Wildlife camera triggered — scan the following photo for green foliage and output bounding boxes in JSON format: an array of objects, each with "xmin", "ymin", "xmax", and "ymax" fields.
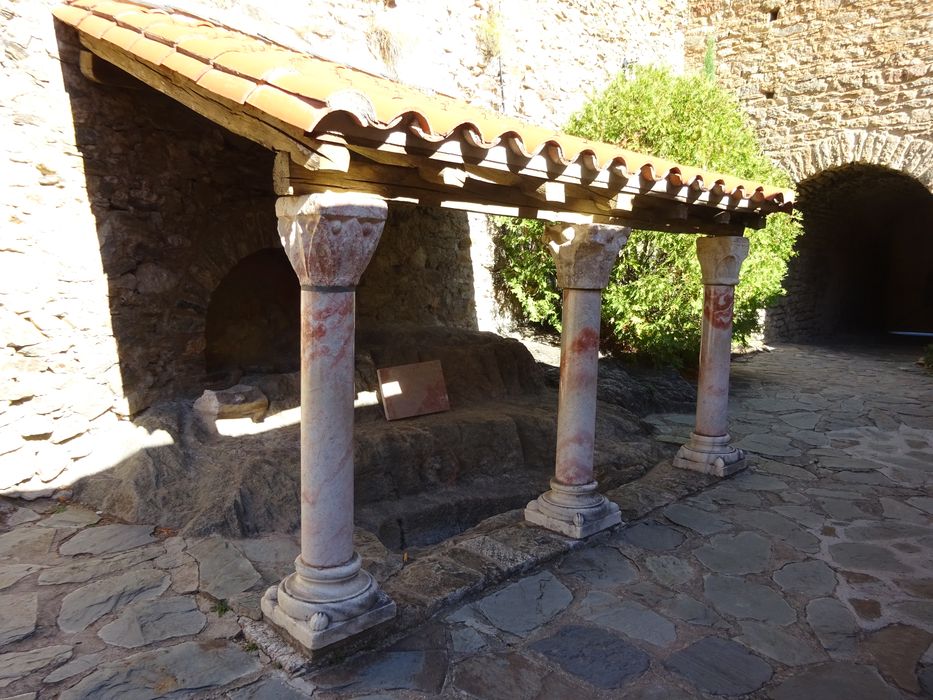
[
  {"xmin": 496, "ymin": 65, "xmax": 800, "ymax": 366},
  {"xmin": 211, "ymin": 599, "xmax": 230, "ymax": 617},
  {"xmin": 703, "ymin": 35, "xmax": 716, "ymax": 80}
]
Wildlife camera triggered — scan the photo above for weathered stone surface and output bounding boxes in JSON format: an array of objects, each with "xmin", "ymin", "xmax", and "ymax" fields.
[
  {"xmin": 807, "ymin": 597, "xmax": 858, "ymax": 655},
  {"xmin": 821, "ymin": 498, "xmax": 871, "ymax": 521},
  {"xmin": 475, "ymin": 571, "xmax": 571, "ymax": 636},
  {"xmin": 733, "ymin": 510, "xmax": 820, "ymax": 552},
  {"xmin": 98, "ymin": 596, "xmax": 206, "ymax": 648},
  {"xmin": 578, "ymin": 592, "xmax": 676, "ymax": 646},
  {"xmin": 0, "ymin": 564, "xmax": 42, "ymax": 590},
  {"xmin": 645, "ymin": 554, "xmax": 694, "ymax": 587},
  {"xmin": 756, "ymin": 459, "xmax": 816, "ymax": 481},
  {"xmin": 529, "ymin": 625, "xmax": 649, "ymax": 689},
  {"xmin": 5, "ymin": 508, "xmax": 41, "ymax": 526},
  {"xmin": 312, "ymin": 651, "xmax": 447, "ymax": 694},
  {"xmin": 37, "ymin": 507, "xmax": 100, "ymax": 530},
  {"xmin": 0, "ymin": 645, "xmax": 72, "ymax": 688},
  {"xmin": 737, "ymin": 621, "xmax": 825, "ymax": 665},
  {"xmin": 846, "ymin": 522, "xmax": 932, "ymax": 541},
  {"xmin": 829, "ymin": 542, "xmax": 911, "ymax": 573},
  {"xmin": 619, "ymin": 521, "xmax": 685, "ymax": 551},
  {"xmin": 57, "ymin": 568, "xmax": 170, "ymax": 633},
  {"xmin": 556, "ymin": 546, "xmax": 637, "ymax": 589},
  {"xmin": 226, "ymin": 676, "xmax": 312, "ymax": 700},
  {"xmin": 773, "ymin": 559, "xmax": 838, "ymax": 596},
  {"xmin": 194, "ymin": 384, "xmax": 269, "ymax": 425},
  {"xmin": 863, "ymin": 624, "xmax": 932, "ymax": 693},
  {"xmin": 734, "ymin": 434, "xmax": 802, "ymax": 458},
  {"xmin": 0, "ymin": 527, "xmax": 54, "ymax": 562},
  {"xmin": 664, "ymin": 637, "xmax": 772, "ymax": 695},
  {"xmin": 59, "ymin": 640, "xmax": 260, "ymax": 700},
  {"xmin": 451, "ymin": 652, "xmax": 583, "ymax": 700},
  {"xmin": 772, "ymin": 505, "xmax": 826, "ymax": 529},
  {"xmin": 661, "ymin": 594, "xmax": 724, "ymax": 628},
  {"xmin": 892, "ymin": 600, "xmax": 933, "ymax": 626},
  {"xmin": 39, "ymin": 545, "xmax": 162, "ymax": 585},
  {"xmin": 704, "ymin": 575, "xmax": 796, "ymax": 624},
  {"xmin": 188, "ymin": 537, "xmax": 261, "ymax": 600},
  {"xmin": 43, "ymin": 652, "xmax": 104, "ymax": 684},
  {"xmin": 59, "ymin": 524, "xmax": 155, "ymax": 556},
  {"xmin": 769, "ymin": 662, "xmax": 900, "ymax": 700},
  {"xmin": 0, "ymin": 592, "xmax": 37, "ymax": 646},
  {"xmin": 732, "ymin": 472, "xmax": 790, "ymax": 491},
  {"xmin": 695, "ymin": 532, "xmax": 771, "ymax": 574},
  {"xmin": 907, "ymin": 497, "xmax": 933, "ymax": 515},
  {"xmin": 663, "ymin": 504, "xmax": 730, "ymax": 535}
]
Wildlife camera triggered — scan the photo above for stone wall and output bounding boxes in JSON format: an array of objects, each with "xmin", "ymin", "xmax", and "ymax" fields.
[{"xmin": 0, "ymin": 0, "xmax": 688, "ymax": 497}]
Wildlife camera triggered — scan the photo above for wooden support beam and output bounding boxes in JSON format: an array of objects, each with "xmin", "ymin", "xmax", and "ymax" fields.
[{"xmin": 79, "ymin": 50, "xmax": 141, "ymax": 88}]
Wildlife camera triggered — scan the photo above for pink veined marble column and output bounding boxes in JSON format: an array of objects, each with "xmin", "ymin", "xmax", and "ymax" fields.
[
  {"xmin": 525, "ymin": 223, "xmax": 630, "ymax": 539},
  {"xmin": 673, "ymin": 235, "xmax": 750, "ymax": 477},
  {"xmin": 261, "ymin": 192, "xmax": 395, "ymax": 652}
]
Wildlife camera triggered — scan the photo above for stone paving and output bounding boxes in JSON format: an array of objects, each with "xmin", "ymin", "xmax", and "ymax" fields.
[{"xmin": 0, "ymin": 342, "xmax": 931, "ymax": 699}]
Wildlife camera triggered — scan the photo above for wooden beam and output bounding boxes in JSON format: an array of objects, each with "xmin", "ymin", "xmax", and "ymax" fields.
[{"xmin": 79, "ymin": 50, "xmax": 141, "ymax": 88}]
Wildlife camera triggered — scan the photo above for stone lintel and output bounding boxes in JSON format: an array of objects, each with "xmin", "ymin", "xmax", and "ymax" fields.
[
  {"xmin": 696, "ymin": 235, "xmax": 750, "ymax": 286},
  {"xmin": 276, "ymin": 192, "xmax": 387, "ymax": 288},
  {"xmin": 546, "ymin": 223, "xmax": 630, "ymax": 290}
]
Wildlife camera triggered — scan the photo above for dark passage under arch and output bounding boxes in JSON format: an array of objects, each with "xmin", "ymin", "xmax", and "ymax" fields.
[{"xmin": 767, "ymin": 163, "xmax": 933, "ymax": 341}]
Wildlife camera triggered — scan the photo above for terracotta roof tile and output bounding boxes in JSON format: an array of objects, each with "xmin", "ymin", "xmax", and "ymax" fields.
[
  {"xmin": 51, "ymin": 0, "xmax": 794, "ymax": 212},
  {"xmin": 196, "ymin": 68, "xmax": 257, "ymax": 104}
]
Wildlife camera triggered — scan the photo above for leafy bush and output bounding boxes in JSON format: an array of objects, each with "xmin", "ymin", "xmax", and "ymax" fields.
[{"xmin": 496, "ymin": 65, "xmax": 800, "ymax": 366}]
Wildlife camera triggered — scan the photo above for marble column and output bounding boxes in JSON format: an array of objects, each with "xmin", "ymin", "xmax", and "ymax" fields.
[
  {"xmin": 525, "ymin": 223, "xmax": 630, "ymax": 538},
  {"xmin": 674, "ymin": 235, "xmax": 750, "ymax": 477},
  {"xmin": 261, "ymin": 192, "xmax": 395, "ymax": 651}
]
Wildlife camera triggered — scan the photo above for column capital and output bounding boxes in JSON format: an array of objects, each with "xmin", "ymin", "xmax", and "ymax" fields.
[
  {"xmin": 696, "ymin": 235, "xmax": 750, "ymax": 286},
  {"xmin": 276, "ymin": 192, "xmax": 387, "ymax": 287},
  {"xmin": 546, "ymin": 223, "xmax": 630, "ymax": 290}
]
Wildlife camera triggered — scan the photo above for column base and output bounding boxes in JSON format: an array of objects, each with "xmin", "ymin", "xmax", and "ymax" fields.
[
  {"xmin": 524, "ymin": 479, "xmax": 622, "ymax": 539},
  {"xmin": 260, "ymin": 555, "xmax": 396, "ymax": 652},
  {"xmin": 673, "ymin": 432, "xmax": 746, "ymax": 477}
]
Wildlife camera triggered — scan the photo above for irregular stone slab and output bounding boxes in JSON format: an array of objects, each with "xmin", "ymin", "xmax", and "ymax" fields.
[
  {"xmin": 664, "ymin": 637, "xmax": 772, "ymax": 695},
  {"xmin": 807, "ymin": 598, "xmax": 858, "ymax": 655},
  {"xmin": 769, "ymin": 662, "xmax": 900, "ymax": 700},
  {"xmin": 706, "ymin": 486, "xmax": 762, "ymax": 507},
  {"xmin": 59, "ymin": 524, "xmax": 155, "ymax": 556},
  {"xmin": 98, "ymin": 596, "xmax": 206, "ymax": 648},
  {"xmin": 789, "ymin": 429, "xmax": 830, "ymax": 447},
  {"xmin": 5, "ymin": 507, "xmax": 41, "ymax": 526},
  {"xmin": 230, "ymin": 535, "xmax": 298, "ymax": 584},
  {"xmin": 619, "ymin": 521, "xmax": 685, "ymax": 551},
  {"xmin": 757, "ymin": 460, "xmax": 816, "ymax": 481},
  {"xmin": 43, "ymin": 652, "xmax": 104, "ymax": 684},
  {"xmin": 0, "ymin": 527, "xmax": 55, "ymax": 562},
  {"xmin": 57, "ymin": 568, "xmax": 170, "ymax": 633},
  {"xmin": 188, "ymin": 537, "xmax": 261, "ymax": 600},
  {"xmin": 227, "ymin": 676, "xmax": 312, "ymax": 700},
  {"xmin": 0, "ymin": 645, "xmax": 72, "ymax": 688},
  {"xmin": 312, "ymin": 650, "xmax": 447, "ymax": 694},
  {"xmin": 847, "ymin": 522, "xmax": 932, "ymax": 541},
  {"xmin": 695, "ymin": 532, "xmax": 771, "ymax": 575},
  {"xmin": 475, "ymin": 571, "xmax": 571, "ymax": 637},
  {"xmin": 578, "ymin": 592, "xmax": 676, "ymax": 647},
  {"xmin": 892, "ymin": 600, "xmax": 933, "ymax": 626},
  {"xmin": 772, "ymin": 505, "xmax": 826, "ymax": 530},
  {"xmin": 829, "ymin": 543, "xmax": 911, "ymax": 573},
  {"xmin": 59, "ymin": 640, "xmax": 260, "ymax": 700},
  {"xmin": 834, "ymin": 470, "xmax": 892, "ymax": 486},
  {"xmin": 907, "ymin": 497, "xmax": 933, "ymax": 515},
  {"xmin": 663, "ymin": 505, "xmax": 730, "ymax": 535},
  {"xmin": 779, "ymin": 412, "xmax": 820, "ymax": 430},
  {"xmin": 737, "ymin": 621, "xmax": 825, "ymax": 666},
  {"xmin": 880, "ymin": 497, "xmax": 928, "ymax": 524},
  {"xmin": 0, "ymin": 592, "xmax": 37, "ymax": 646},
  {"xmin": 850, "ymin": 597, "xmax": 882, "ymax": 621},
  {"xmin": 818, "ymin": 456, "xmax": 884, "ymax": 472},
  {"xmin": 39, "ymin": 545, "xmax": 163, "ymax": 585},
  {"xmin": 556, "ymin": 546, "xmax": 638, "ymax": 589},
  {"xmin": 742, "ymin": 397, "xmax": 809, "ymax": 413},
  {"xmin": 821, "ymin": 498, "xmax": 870, "ymax": 521},
  {"xmin": 529, "ymin": 625, "xmax": 649, "ymax": 689},
  {"xmin": 451, "ymin": 652, "xmax": 583, "ymax": 700},
  {"xmin": 734, "ymin": 434, "xmax": 801, "ymax": 458},
  {"xmin": 864, "ymin": 624, "xmax": 932, "ymax": 693},
  {"xmin": 733, "ymin": 510, "xmax": 820, "ymax": 553},
  {"xmin": 704, "ymin": 575, "xmax": 795, "ymax": 625},
  {"xmin": 773, "ymin": 560, "xmax": 837, "ymax": 596},
  {"xmin": 38, "ymin": 507, "xmax": 100, "ymax": 530},
  {"xmin": 646, "ymin": 554, "xmax": 694, "ymax": 587},
  {"xmin": 661, "ymin": 594, "xmax": 724, "ymax": 628},
  {"xmin": 731, "ymin": 472, "xmax": 790, "ymax": 491},
  {"xmin": 0, "ymin": 564, "xmax": 43, "ymax": 590}
]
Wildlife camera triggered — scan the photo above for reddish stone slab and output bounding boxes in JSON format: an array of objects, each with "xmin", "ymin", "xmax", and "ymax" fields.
[{"xmin": 377, "ymin": 360, "xmax": 450, "ymax": 421}]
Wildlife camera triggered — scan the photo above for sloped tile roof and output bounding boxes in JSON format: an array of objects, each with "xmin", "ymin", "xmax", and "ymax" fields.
[{"xmin": 52, "ymin": 0, "xmax": 794, "ymax": 215}]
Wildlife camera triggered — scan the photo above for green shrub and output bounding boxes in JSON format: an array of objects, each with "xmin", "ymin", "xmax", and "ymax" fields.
[{"xmin": 496, "ymin": 65, "xmax": 800, "ymax": 366}]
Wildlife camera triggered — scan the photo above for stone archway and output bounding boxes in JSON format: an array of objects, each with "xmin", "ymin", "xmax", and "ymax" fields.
[{"xmin": 766, "ymin": 159, "xmax": 933, "ymax": 341}]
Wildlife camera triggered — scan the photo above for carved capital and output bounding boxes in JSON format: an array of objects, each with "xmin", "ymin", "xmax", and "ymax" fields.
[
  {"xmin": 696, "ymin": 236, "xmax": 750, "ymax": 286},
  {"xmin": 545, "ymin": 223, "xmax": 630, "ymax": 290},
  {"xmin": 276, "ymin": 192, "xmax": 387, "ymax": 287}
]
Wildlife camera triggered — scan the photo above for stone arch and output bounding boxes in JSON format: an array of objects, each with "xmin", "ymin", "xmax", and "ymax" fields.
[{"xmin": 780, "ymin": 130, "xmax": 933, "ymax": 193}]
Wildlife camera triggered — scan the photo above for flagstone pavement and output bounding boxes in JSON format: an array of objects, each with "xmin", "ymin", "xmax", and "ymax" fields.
[{"xmin": 1, "ymin": 342, "xmax": 931, "ymax": 699}]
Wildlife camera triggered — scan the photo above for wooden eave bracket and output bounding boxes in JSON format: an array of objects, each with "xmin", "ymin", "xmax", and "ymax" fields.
[{"xmin": 79, "ymin": 50, "xmax": 142, "ymax": 89}]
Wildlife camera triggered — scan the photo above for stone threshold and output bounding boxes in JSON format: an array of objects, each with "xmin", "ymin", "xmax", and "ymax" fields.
[{"xmin": 243, "ymin": 459, "xmax": 718, "ymax": 670}]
